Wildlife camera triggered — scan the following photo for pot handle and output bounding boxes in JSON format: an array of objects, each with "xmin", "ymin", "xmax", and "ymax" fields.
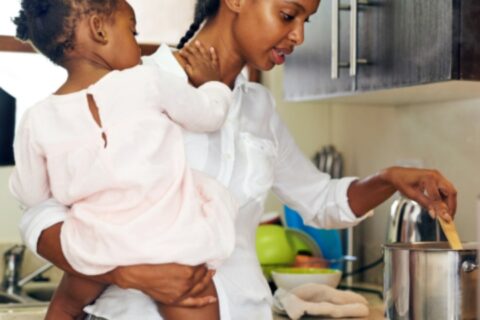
[{"xmin": 462, "ymin": 260, "xmax": 478, "ymax": 273}]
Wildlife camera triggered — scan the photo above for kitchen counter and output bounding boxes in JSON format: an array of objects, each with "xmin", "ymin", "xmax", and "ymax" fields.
[
  {"xmin": 0, "ymin": 305, "xmax": 46, "ymax": 320},
  {"xmin": 1, "ymin": 280, "xmax": 385, "ymax": 320}
]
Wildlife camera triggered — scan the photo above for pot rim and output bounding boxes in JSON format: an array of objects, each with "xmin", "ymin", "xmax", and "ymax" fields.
[{"xmin": 383, "ymin": 241, "xmax": 478, "ymax": 252}]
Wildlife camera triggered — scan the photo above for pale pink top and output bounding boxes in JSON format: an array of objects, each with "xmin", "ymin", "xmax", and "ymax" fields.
[{"xmin": 10, "ymin": 65, "xmax": 237, "ymax": 275}]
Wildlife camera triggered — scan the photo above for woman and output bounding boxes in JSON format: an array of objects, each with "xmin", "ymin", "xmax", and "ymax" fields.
[{"xmin": 21, "ymin": 0, "xmax": 456, "ymax": 319}]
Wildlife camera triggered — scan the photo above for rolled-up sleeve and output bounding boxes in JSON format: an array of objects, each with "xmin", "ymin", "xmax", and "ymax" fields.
[
  {"xmin": 18, "ymin": 199, "xmax": 68, "ymax": 257},
  {"xmin": 270, "ymin": 108, "xmax": 373, "ymax": 229}
]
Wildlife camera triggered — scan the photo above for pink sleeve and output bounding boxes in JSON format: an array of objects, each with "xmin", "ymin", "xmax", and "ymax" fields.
[
  {"xmin": 9, "ymin": 112, "xmax": 51, "ymax": 208},
  {"xmin": 149, "ymin": 68, "xmax": 233, "ymax": 132}
]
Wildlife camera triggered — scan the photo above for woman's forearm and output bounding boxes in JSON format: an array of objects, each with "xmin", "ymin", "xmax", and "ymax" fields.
[
  {"xmin": 347, "ymin": 169, "xmax": 396, "ymax": 217},
  {"xmin": 37, "ymin": 222, "xmax": 114, "ymax": 284},
  {"xmin": 37, "ymin": 223, "xmax": 217, "ymax": 306}
]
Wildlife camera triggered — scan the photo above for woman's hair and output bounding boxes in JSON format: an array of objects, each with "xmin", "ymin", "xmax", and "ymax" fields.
[
  {"xmin": 13, "ymin": 0, "xmax": 118, "ymax": 64},
  {"xmin": 177, "ymin": 0, "xmax": 220, "ymax": 49}
]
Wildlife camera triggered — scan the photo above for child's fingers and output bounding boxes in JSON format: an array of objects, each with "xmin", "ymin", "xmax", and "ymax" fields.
[
  {"xmin": 182, "ymin": 45, "xmax": 202, "ymax": 68},
  {"xmin": 179, "ymin": 48, "xmax": 193, "ymax": 64},
  {"xmin": 184, "ymin": 64, "xmax": 194, "ymax": 76},
  {"xmin": 194, "ymin": 40, "xmax": 208, "ymax": 59},
  {"xmin": 185, "ymin": 43, "xmax": 200, "ymax": 61},
  {"xmin": 209, "ymin": 47, "xmax": 219, "ymax": 66}
]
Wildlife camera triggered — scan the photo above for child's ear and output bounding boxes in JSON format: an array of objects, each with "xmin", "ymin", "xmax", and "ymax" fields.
[{"xmin": 89, "ymin": 15, "xmax": 108, "ymax": 44}]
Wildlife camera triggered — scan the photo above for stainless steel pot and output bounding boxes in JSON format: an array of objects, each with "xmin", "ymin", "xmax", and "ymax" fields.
[{"xmin": 384, "ymin": 242, "xmax": 478, "ymax": 320}]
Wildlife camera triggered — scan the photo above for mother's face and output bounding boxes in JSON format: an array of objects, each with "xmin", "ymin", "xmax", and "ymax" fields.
[{"xmin": 232, "ymin": 0, "xmax": 320, "ymax": 71}]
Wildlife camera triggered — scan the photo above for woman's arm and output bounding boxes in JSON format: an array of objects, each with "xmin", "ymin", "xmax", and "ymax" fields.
[
  {"xmin": 270, "ymin": 107, "xmax": 456, "ymax": 227},
  {"xmin": 37, "ymin": 222, "xmax": 216, "ymax": 306},
  {"xmin": 347, "ymin": 166, "xmax": 456, "ymax": 220}
]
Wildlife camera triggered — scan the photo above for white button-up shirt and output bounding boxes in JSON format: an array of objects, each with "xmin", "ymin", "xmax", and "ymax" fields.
[{"xmin": 19, "ymin": 45, "xmax": 370, "ymax": 320}]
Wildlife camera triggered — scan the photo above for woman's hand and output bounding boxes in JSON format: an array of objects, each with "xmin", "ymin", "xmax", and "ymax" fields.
[
  {"xmin": 382, "ymin": 166, "xmax": 457, "ymax": 221},
  {"xmin": 112, "ymin": 263, "xmax": 216, "ymax": 307}
]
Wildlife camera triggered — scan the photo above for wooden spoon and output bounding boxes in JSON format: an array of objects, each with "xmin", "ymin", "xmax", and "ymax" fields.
[{"xmin": 437, "ymin": 216, "xmax": 463, "ymax": 250}]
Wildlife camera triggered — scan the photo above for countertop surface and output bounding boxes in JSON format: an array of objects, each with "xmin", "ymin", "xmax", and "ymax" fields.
[
  {"xmin": 0, "ymin": 283, "xmax": 385, "ymax": 320},
  {"xmin": 0, "ymin": 305, "xmax": 46, "ymax": 320}
]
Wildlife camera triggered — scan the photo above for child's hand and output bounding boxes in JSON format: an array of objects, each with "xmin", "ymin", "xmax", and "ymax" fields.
[{"xmin": 179, "ymin": 40, "xmax": 220, "ymax": 87}]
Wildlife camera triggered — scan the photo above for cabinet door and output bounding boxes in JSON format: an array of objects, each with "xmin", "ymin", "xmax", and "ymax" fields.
[
  {"xmin": 284, "ymin": 0, "xmax": 354, "ymax": 101},
  {"xmin": 356, "ymin": 0, "xmax": 455, "ymax": 92}
]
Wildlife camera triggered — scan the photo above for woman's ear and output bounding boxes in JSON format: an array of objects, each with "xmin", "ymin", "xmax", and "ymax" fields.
[
  {"xmin": 224, "ymin": 0, "xmax": 245, "ymax": 13},
  {"xmin": 89, "ymin": 15, "xmax": 108, "ymax": 44}
]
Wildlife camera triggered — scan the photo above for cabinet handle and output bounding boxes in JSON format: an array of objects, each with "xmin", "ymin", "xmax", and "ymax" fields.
[
  {"xmin": 350, "ymin": 0, "xmax": 371, "ymax": 76},
  {"xmin": 350, "ymin": 0, "xmax": 357, "ymax": 76},
  {"xmin": 331, "ymin": 0, "xmax": 339, "ymax": 79},
  {"xmin": 333, "ymin": 0, "xmax": 369, "ymax": 79}
]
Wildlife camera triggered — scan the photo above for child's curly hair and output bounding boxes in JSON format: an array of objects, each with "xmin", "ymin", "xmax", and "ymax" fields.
[{"xmin": 13, "ymin": 0, "xmax": 119, "ymax": 64}]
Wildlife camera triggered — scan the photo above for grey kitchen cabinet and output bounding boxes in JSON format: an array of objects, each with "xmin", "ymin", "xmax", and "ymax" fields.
[
  {"xmin": 284, "ymin": 0, "xmax": 353, "ymax": 100},
  {"xmin": 284, "ymin": 0, "xmax": 480, "ymax": 101}
]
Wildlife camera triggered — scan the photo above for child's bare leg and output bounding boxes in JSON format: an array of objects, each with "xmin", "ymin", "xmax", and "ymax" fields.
[
  {"xmin": 46, "ymin": 273, "xmax": 107, "ymax": 320},
  {"xmin": 158, "ymin": 280, "xmax": 219, "ymax": 320}
]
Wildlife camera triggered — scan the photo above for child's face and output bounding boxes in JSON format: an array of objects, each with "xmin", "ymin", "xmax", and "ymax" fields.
[{"xmin": 104, "ymin": 0, "xmax": 141, "ymax": 70}]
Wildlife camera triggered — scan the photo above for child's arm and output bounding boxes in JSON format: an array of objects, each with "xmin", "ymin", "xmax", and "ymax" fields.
[
  {"xmin": 46, "ymin": 274, "xmax": 106, "ymax": 320},
  {"xmin": 151, "ymin": 42, "xmax": 232, "ymax": 133},
  {"xmin": 9, "ymin": 111, "xmax": 51, "ymax": 207},
  {"xmin": 158, "ymin": 77, "xmax": 232, "ymax": 133}
]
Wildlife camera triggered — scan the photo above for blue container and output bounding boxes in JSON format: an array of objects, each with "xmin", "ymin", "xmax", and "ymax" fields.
[{"xmin": 284, "ymin": 206, "xmax": 343, "ymax": 270}]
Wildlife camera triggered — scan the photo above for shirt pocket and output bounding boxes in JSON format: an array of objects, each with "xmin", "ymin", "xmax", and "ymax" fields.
[{"xmin": 239, "ymin": 132, "xmax": 276, "ymax": 202}]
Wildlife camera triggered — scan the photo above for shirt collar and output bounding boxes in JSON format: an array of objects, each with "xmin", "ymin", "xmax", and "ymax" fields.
[{"xmin": 234, "ymin": 71, "xmax": 250, "ymax": 93}]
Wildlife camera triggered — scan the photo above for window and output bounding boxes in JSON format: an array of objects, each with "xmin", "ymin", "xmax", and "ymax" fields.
[
  {"xmin": 0, "ymin": 1, "xmax": 20, "ymax": 36},
  {"xmin": 0, "ymin": 2, "xmax": 66, "ymax": 131}
]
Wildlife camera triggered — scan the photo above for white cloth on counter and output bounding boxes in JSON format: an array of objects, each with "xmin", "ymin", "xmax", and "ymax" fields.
[
  {"xmin": 272, "ymin": 284, "xmax": 370, "ymax": 319},
  {"xmin": 18, "ymin": 44, "xmax": 372, "ymax": 320}
]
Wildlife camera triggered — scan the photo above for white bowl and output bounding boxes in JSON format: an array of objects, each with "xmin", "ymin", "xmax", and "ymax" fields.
[{"xmin": 271, "ymin": 268, "xmax": 342, "ymax": 291}]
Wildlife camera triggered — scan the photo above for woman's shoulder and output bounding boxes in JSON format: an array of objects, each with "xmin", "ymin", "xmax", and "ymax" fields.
[
  {"xmin": 235, "ymin": 81, "xmax": 284, "ymax": 144},
  {"xmin": 238, "ymin": 81, "xmax": 277, "ymax": 118}
]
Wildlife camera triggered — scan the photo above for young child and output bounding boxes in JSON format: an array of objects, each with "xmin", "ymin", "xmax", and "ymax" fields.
[{"xmin": 10, "ymin": 0, "xmax": 237, "ymax": 319}]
